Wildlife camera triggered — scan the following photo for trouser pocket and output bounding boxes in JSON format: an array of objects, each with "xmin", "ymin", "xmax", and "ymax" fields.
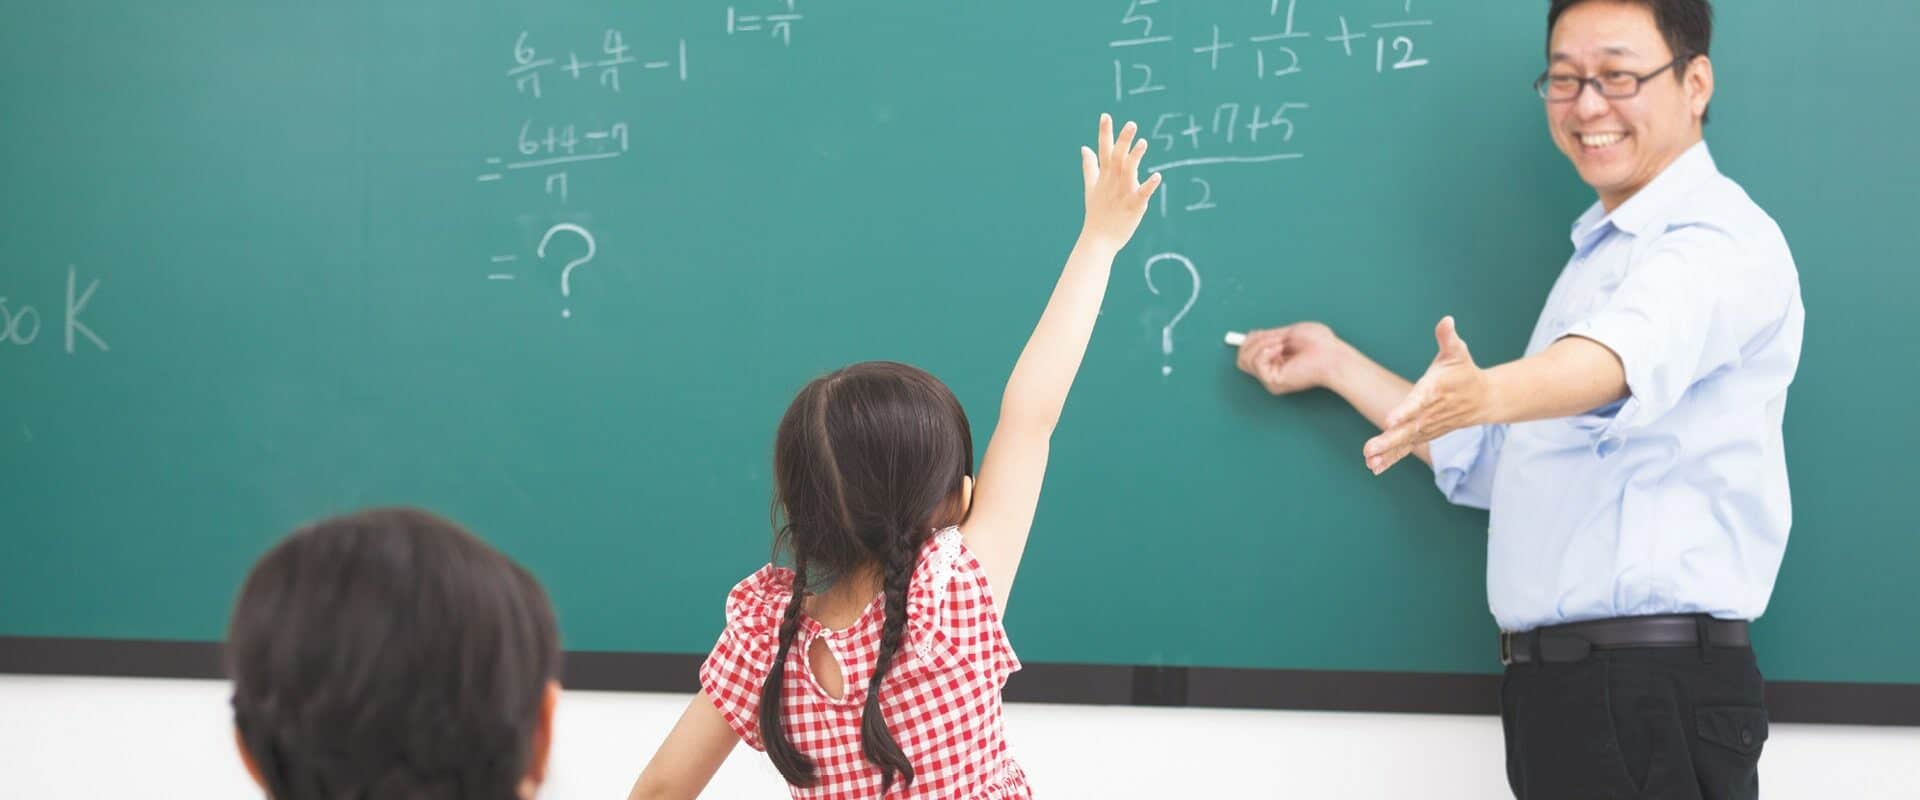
[{"xmin": 1691, "ymin": 705, "xmax": 1767, "ymax": 800}]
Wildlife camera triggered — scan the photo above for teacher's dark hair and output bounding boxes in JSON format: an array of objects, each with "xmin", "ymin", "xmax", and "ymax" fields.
[{"xmin": 226, "ymin": 507, "xmax": 561, "ymax": 800}]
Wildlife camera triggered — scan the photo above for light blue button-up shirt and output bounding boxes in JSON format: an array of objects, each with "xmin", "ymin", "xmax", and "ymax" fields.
[{"xmin": 1430, "ymin": 142, "xmax": 1805, "ymax": 633}]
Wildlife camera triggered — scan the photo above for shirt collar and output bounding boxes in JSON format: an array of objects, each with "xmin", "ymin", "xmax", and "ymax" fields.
[
  {"xmin": 1568, "ymin": 140, "xmax": 1718, "ymax": 250},
  {"xmin": 1569, "ymin": 202, "xmax": 1611, "ymax": 251}
]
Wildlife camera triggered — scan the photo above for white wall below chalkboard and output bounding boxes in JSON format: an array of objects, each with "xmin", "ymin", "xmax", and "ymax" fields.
[{"xmin": 3, "ymin": 675, "xmax": 1916, "ymax": 798}]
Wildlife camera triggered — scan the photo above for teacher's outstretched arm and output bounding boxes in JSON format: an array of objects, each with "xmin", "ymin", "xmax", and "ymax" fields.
[
  {"xmin": 1233, "ymin": 321, "xmax": 1435, "ymax": 467},
  {"xmin": 1233, "ymin": 317, "xmax": 1628, "ymax": 475},
  {"xmin": 1359, "ymin": 316, "xmax": 1626, "ymax": 475}
]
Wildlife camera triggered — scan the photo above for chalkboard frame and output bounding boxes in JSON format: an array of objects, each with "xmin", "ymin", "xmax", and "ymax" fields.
[{"xmin": 3, "ymin": 637, "xmax": 1915, "ymax": 726}]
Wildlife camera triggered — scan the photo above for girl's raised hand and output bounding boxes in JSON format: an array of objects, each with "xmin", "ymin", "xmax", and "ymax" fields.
[{"xmin": 1079, "ymin": 113, "xmax": 1162, "ymax": 250}]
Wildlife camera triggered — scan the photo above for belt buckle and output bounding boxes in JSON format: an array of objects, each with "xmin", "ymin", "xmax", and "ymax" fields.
[{"xmin": 1499, "ymin": 633, "xmax": 1513, "ymax": 666}]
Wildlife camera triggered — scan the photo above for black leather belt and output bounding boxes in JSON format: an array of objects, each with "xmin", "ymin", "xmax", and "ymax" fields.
[{"xmin": 1500, "ymin": 614, "xmax": 1750, "ymax": 665}]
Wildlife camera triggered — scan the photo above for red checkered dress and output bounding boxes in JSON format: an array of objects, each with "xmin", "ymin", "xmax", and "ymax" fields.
[{"xmin": 700, "ymin": 527, "xmax": 1028, "ymax": 799}]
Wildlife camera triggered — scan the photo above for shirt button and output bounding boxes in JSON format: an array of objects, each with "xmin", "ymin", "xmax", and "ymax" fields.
[{"xmin": 1740, "ymin": 728, "xmax": 1754, "ymax": 746}]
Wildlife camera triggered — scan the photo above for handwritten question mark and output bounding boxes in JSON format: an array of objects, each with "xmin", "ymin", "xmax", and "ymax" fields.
[
  {"xmin": 1144, "ymin": 252, "xmax": 1201, "ymax": 377},
  {"xmin": 536, "ymin": 223, "xmax": 597, "ymax": 319}
]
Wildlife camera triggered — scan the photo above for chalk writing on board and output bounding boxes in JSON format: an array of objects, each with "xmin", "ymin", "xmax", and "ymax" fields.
[
  {"xmin": 1105, "ymin": 2, "xmax": 1319, "ymax": 221},
  {"xmin": 538, "ymin": 223, "xmax": 597, "ymax": 319},
  {"xmin": 1326, "ymin": 15, "xmax": 1366, "ymax": 56},
  {"xmin": 511, "ymin": 30, "xmax": 687, "ymax": 98},
  {"xmin": 66, "ymin": 267, "xmax": 107, "ymax": 353},
  {"xmin": 0, "ymin": 297, "xmax": 40, "ymax": 346},
  {"xmin": 483, "ymin": 29, "xmax": 670, "ymax": 313},
  {"xmin": 1106, "ymin": 0, "xmax": 1437, "ymax": 93},
  {"xmin": 510, "ymin": 32, "xmax": 554, "ymax": 99},
  {"xmin": 1, "ymin": 266, "xmax": 107, "ymax": 354},
  {"xmin": 1373, "ymin": 27, "xmax": 1431, "ymax": 72},
  {"xmin": 1145, "ymin": 253, "xmax": 1200, "ymax": 377},
  {"xmin": 474, "ymin": 122, "xmax": 628, "ymax": 187},
  {"xmin": 728, "ymin": 1, "xmax": 803, "ymax": 46},
  {"xmin": 1104, "ymin": 2, "xmax": 1439, "ymax": 373},
  {"xmin": 1143, "ymin": 102, "xmax": 1313, "ymax": 153},
  {"xmin": 1105, "ymin": 1, "xmax": 1437, "ymax": 220},
  {"xmin": 481, "ymin": 9, "xmax": 826, "ymax": 296},
  {"xmin": 1327, "ymin": 15, "xmax": 1435, "ymax": 70},
  {"xmin": 1132, "ymin": 100, "xmax": 1309, "ymax": 218}
]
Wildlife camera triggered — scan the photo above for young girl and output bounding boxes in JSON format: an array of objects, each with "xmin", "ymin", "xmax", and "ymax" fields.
[{"xmin": 628, "ymin": 114, "xmax": 1160, "ymax": 799}]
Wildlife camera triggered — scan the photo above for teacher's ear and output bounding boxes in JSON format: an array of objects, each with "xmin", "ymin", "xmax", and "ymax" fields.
[{"xmin": 1684, "ymin": 54, "xmax": 1715, "ymax": 125}]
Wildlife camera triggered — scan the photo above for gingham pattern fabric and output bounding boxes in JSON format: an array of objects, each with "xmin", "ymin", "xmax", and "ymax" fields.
[{"xmin": 700, "ymin": 527, "xmax": 1028, "ymax": 799}]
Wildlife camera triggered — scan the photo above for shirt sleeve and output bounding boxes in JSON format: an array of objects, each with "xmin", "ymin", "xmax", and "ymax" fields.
[
  {"xmin": 910, "ymin": 529, "xmax": 1021, "ymax": 685},
  {"xmin": 1560, "ymin": 223, "xmax": 1797, "ymax": 447},
  {"xmin": 697, "ymin": 565, "xmax": 787, "ymax": 751},
  {"xmin": 1430, "ymin": 424, "xmax": 1505, "ymax": 511}
]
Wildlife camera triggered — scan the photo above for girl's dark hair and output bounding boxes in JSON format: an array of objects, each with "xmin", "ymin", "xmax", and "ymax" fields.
[
  {"xmin": 759, "ymin": 361, "xmax": 974, "ymax": 793},
  {"xmin": 226, "ymin": 507, "xmax": 561, "ymax": 800}
]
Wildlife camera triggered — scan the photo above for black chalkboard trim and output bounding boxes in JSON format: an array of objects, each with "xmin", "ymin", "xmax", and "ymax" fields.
[{"xmin": 3, "ymin": 637, "xmax": 1915, "ymax": 726}]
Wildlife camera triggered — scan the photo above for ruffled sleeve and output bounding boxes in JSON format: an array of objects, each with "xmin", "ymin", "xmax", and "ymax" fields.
[
  {"xmin": 698, "ymin": 564, "xmax": 794, "ymax": 750},
  {"xmin": 904, "ymin": 527, "xmax": 1021, "ymax": 685}
]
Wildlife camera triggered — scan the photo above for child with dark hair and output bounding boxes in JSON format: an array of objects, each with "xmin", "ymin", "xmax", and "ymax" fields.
[
  {"xmin": 226, "ymin": 507, "xmax": 562, "ymax": 800},
  {"xmin": 629, "ymin": 114, "xmax": 1161, "ymax": 798}
]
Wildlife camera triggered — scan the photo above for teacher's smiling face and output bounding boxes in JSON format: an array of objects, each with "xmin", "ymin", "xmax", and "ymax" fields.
[{"xmin": 1541, "ymin": 1, "xmax": 1714, "ymax": 210}]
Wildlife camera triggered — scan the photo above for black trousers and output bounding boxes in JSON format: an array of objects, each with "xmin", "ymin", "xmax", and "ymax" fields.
[{"xmin": 1501, "ymin": 644, "xmax": 1769, "ymax": 799}]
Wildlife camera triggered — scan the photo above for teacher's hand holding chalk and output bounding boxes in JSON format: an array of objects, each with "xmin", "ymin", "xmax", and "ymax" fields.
[{"xmin": 1230, "ymin": 322, "xmax": 1348, "ymax": 397}]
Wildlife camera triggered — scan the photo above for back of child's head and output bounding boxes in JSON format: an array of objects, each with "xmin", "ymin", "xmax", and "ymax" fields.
[
  {"xmin": 772, "ymin": 360, "xmax": 975, "ymax": 580},
  {"xmin": 226, "ymin": 507, "xmax": 561, "ymax": 800},
  {"xmin": 761, "ymin": 360, "xmax": 974, "ymax": 791}
]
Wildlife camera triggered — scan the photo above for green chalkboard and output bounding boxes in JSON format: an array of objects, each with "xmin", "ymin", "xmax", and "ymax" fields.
[{"xmin": 3, "ymin": 0, "xmax": 1916, "ymax": 687}]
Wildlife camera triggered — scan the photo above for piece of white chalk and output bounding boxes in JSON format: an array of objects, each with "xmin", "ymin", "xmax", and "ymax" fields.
[{"xmin": 1224, "ymin": 331, "xmax": 1247, "ymax": 347}]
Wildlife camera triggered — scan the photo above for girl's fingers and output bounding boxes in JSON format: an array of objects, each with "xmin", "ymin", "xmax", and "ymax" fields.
[
  {"xmin": 1112, "ymin": 121, "xmax": 1138, "ymax": 166},
  {"xmin": 1134, "ymin": 171, "xmax": 1162, "ymax": 200}
]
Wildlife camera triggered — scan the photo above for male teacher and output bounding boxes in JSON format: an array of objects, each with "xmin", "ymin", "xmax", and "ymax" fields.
[{"xmin": 1234, "ymin": 1, "xmax": 1802, "ymax": 797}]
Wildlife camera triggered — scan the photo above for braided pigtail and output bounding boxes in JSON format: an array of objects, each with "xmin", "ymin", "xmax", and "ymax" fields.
[
  {"xmin": 759, "ymin": 557, "xmax": 818, "ymax": 787},
  {"xmin": 859, "ymin": 523, "xmax": 930, "ymax": 794}
]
